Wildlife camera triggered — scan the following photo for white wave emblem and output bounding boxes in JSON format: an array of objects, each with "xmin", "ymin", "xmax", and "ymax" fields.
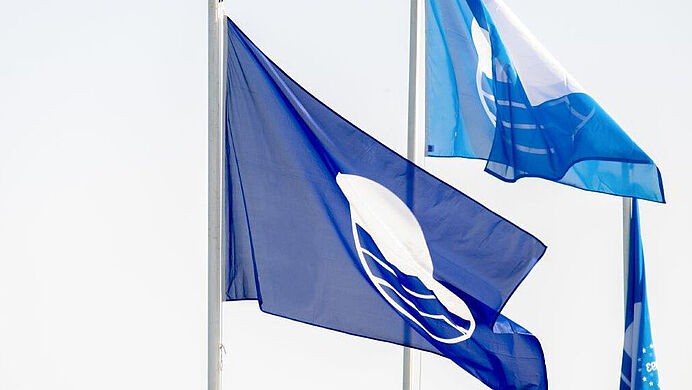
[
  {"xmin": 471, "ymin": 17, "xmax": 500, "ymax": 127},
  {"xmin": 336, "ymin": 173, "xmax": 475, "ymax": 344}
]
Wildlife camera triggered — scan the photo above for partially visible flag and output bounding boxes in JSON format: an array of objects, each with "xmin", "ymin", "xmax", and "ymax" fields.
[
  {"xmin": 620, "ymin": 200, "xmax": 660, "ymax": 389},
  {"xmin": 426, "ymin": 0, "xmax": 664, "ymax": 202},
  {"xmin": 224, "ymin": 18, "xmax": 548, "ymax": 389}
]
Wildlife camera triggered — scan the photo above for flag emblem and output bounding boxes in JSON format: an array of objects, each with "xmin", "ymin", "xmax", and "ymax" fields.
[{"xmin": 337, "ymin": 173, "xmax": 475, "ymax": 343}]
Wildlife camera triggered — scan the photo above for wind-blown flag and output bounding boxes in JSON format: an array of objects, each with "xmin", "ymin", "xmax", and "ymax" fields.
[
  {"xmin": 426, "ymin": 0, "xmax": 664, "ymax": 202},
  {"xmin": 620, "ymin": 200, "xmax": 660, "ymax": 389},
  {"xmin": 224, "ymin": 18, "xmax": 548, "ymax": 389}
]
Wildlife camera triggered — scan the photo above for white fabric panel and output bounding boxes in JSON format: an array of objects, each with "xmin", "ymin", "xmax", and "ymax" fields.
[{"xmin": 483, "ymin": 0, "xmax": 585, "ymax": 105}]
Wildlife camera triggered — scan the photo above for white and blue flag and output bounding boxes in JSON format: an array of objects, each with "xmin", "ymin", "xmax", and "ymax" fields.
[
  {"xmin": 427, "ymin": 0, "xmax": 664, "ymax": 202},
  {"xmin": 620, "ymin": 200, "xmax": 660, "ymax": 389},
  {"xmin": 224, "ymin": 19, "xmax": 548, "ymax": 389}
]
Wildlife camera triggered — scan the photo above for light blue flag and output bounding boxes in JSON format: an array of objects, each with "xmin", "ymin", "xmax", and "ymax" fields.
[
  {"xmin": 426, "ymin": 0, "xmax": 664, "ymax": 202},
  {"xmin": 620, "ymin": 199, "xmax": 660, "ymax": 389}
]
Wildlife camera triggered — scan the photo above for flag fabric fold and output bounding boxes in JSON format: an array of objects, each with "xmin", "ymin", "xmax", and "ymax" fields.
[
  {"xmin": 224, "ymin": 18, "xmax": 548, "ymax": 389},
  {"xmin": 620, "ymin": 200, "xmax": 660, "ymax": 389},
  {"xmin": 426, "ymin": 0, "xmax": 664, "ymax": 202}
]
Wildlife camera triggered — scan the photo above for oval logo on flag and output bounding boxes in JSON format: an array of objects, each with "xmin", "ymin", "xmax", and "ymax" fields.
[{"xmin": 336, "ymin": 173, "xmax": 475, "ymax": 344}]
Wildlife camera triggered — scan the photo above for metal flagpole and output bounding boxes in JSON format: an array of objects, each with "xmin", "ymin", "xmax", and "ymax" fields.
[
  {"xmin": 622, "ymin": 197, "xmax": 633, "ymax": 307},
  {"xmin": 622, "ymin": 197, "xmax": 633, "ymax": 387},
  {"xmin": 404, "ymin": 0, "xmax": 424, "ymax": 389},
  {"xmin": 208, "ymin": 1, "xmax": 225, "ymax": 389}
]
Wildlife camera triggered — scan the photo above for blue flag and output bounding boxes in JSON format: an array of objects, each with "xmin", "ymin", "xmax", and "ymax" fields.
[
  {"xmin": 426, "ymin": 0, "xmax": 664, "ymax": 202},
  {"xmin": 620, "ymin": 200, "xmax": 660, "ymax": 389},
  {"xmin": 224, "ymin": 18, "xmax": 548, "ymax": 389}
]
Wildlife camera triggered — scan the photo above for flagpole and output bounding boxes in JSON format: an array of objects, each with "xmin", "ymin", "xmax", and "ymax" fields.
[
  {"xmin": 622, "ymin": 197, "xmax": 632, "ymax": 307},
  {"xmin": 404, "ymin": 0, "xmax": 424, "ymax": 389},
  {"xmin": 208, "ymin": 1, "xmax": 225, "ymax": 390}
]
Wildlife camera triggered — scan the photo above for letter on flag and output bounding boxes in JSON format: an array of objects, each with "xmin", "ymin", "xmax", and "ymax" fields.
[
  {"xmin": 426, "ymin": 0, "xmax": 664, "ymax": 202},
  {"xmin": 620, "ymin": 200, "xmax": 660, "ymax": 389},
  {"xmin": 224, "ymin": 18, "xmax": 548, "ymax": 389}
]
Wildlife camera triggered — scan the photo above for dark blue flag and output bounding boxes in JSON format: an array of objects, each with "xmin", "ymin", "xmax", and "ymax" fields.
[
  {"xmin": 225, "ymin": 18, "xmax": 548, "ymax": 389},
  {"xmin": 426, "ymin": 0, "xmax": 664, "ymax": 202},
  {"xmin": 620, "ymin": 200, "xmax": 660, "ymax": 389}
]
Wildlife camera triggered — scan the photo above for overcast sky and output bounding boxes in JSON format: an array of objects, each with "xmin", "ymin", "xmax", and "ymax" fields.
[{"xmin": 1, "ymin": 1, "xmax": 690, "ymax": 389}]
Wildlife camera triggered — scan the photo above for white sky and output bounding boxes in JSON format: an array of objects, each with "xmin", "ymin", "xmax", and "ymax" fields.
[{"xmin": 1, "ymin": 1, "xmax": 690, "ymax": 389}]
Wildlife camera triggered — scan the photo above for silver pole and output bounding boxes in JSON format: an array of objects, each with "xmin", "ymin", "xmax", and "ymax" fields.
[
  {"xmin": 402, "ymin": 347, "xmax": 422, "ymax": 390},
  {"xmin": 406, "ymin": 0, "xmax": 420, "ymax": 163},
  {"xmin": 622, "ymin": 197, "xmax": 633, "ymax": 308},
  {"xmin": 208, "ymin": 1, "xmax": 224, "ymax": 390},
  {"xmin": 404, "ymin": 0, "xmax": 423, "ymax": 389}
]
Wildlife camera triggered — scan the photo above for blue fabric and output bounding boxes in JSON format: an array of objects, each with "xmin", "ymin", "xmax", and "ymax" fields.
[
  {"xmin": 620, "ymin": 200, "xmax": 660, "ymax": 389},
  {"xmin": 426, "ymin": 0, "xmax": 665, "ymax": 202},
  {"xmin": 225, "ymin": 18, "xmax": 548, "ymax": 389}
]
